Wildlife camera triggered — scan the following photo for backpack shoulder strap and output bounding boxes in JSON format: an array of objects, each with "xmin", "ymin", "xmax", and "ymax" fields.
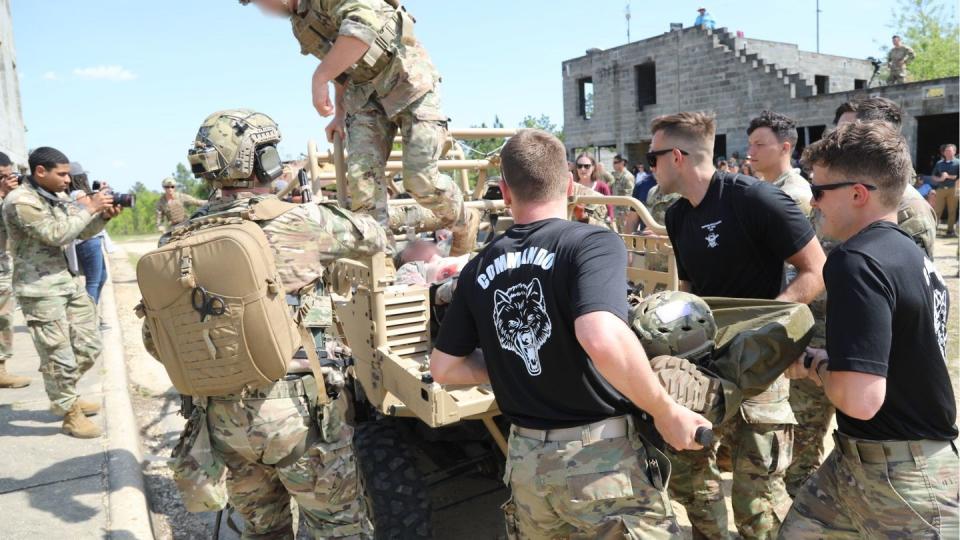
[{"xmin": 247, "ymin": 197, "xmax": 299, "ymax": 222}]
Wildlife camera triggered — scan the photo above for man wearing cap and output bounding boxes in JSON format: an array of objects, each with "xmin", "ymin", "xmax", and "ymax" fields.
[
  {"xmin": 155, "ymin": 178, "xmax": 205, "ymax": 232},
  {"xmin": 610, "ymin": 155, "xmax": 635, "ymax": 231},
  {"xmin": 694, "ymin": 7, "xmax": 716, "ymax": 29}
]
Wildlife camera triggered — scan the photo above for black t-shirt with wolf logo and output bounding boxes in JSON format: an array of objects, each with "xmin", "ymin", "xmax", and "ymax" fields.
[{"xmin": 434, "ymin": 218, "xmax": 633, "ymax": 430}]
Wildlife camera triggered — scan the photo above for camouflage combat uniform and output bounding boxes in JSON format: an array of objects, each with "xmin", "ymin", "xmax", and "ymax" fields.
[
  {"xmin": 166, "ymin": 193, "xmax": 386, "ymax": 539},
  {"xmin": 0, "ymin": 193, "xmax": 16, "ymax": 374},
  {"xmin": 155, "ymin": 191, "xmax": 205, "ymax": 231},
  {"xmin": 2, "ymin": 180, "xmax": 106, "ymax": 413},
  {"xmin": 886, "ymin": 44, "xmax": 916, "ymax": 85},
  {"xmin": 643, "ymin": 185, "xmax": 680, "ymax": 272},
  {"xmin": 290, "ymin": 0, "xmax": 465, "ymax": 229},
  {"xmin": 610, "ymin": 168, "xmax": 634, "ymax": 230}
]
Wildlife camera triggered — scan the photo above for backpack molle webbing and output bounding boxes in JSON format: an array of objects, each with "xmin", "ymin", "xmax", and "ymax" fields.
[{"xmin": 136, "ymin": 205, "xmax": 301, "ymax": 396}]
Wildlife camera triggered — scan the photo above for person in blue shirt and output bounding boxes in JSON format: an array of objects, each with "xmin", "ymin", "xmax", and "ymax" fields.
[
  {"xmin": 694, "ymin": 7, "xmax": 716, "ymax": 29},
  {"xmin": 932, "ymin": 143, "xmax": 959, "ymax": 236}
]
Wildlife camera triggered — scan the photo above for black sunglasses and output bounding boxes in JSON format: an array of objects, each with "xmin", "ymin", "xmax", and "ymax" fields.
[
  {"xmin": 646, "ymin": 148, "xmax": 689, "ymax": 167},
  {"xmin": 811, "ymin": 181, "xmax": 877, "ymax": 201},
  {"xmin": 576, "ymin": 163, "xmax": 593, "ymax": 169}
]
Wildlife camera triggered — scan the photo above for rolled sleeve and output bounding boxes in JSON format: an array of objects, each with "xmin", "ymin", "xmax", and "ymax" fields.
[{"xmin": 338, "ymin": 18, "xmax": 379, "ymax": 46}]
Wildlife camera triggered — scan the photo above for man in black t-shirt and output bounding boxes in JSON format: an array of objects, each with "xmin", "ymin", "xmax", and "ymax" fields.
[
  {"xmin": 782, "ymin": 121, "xmax": 958, "ymax": 538},
  {"xmin": 431, "ymin": 129, "xmax": 710, "ymax": 539},
  {"xmin": 650, "ymin": 112, "xmax": 826, "ymax": 540}
]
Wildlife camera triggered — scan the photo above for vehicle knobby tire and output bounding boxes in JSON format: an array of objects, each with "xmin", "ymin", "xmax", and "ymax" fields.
[{"xmin": 354, "ymin": 420, "xmax": 432, "ymax": 539}]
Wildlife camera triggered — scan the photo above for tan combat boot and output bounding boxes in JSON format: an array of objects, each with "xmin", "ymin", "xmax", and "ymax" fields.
[
  {"xmin": 0, "ymin": 365, "xmax": 30, "ymax": 388},
  {"xmin": 62, "ymin": 402, "xmax": 103, "ymax": 438},
  {"xmin": 648, "ymin": 355, "xmax": 739, "ymax": 425},
  {"xmin": 51, "ymin": 398, "xmax": 101, "ymax": 417},
  {"xmin": 449, "ymin": 208, "xmax": 480, "ymax": 257}
]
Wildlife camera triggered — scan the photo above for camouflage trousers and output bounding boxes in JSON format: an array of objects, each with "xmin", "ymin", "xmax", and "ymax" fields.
[
  {"xmin": 785, "ymin": 377, "xmax": 834, "ymax": 496},
  {"xmin": 502, "ymin": 417, "xmax": 680, "ymax": 539},
  {"xmin": 887, "ymin": 72, "xmax": 908, "ymax": 85},
  {"xmin": 19, "ymin": 289, "xmax": 101, "ymax": 413},
  {"xmin": 207, "ymin": 382, "xmax": 371, "ymax": 539},
  {"xmin": 346, "ymin": 90, "xmax": 464, "ymax": 229},
  {"xmin": 780, "ymin": 432, "xmax": 959, "ymax": 539},
  {"xmin": 668, "ymin": 413, "xmax": 794, "ymax": 539},
  {"xmin": 0, "ymin": 270, "xmax": 15, "ymax": 366}
]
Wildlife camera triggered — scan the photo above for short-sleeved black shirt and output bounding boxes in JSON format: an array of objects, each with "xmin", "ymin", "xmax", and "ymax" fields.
[
  {"xmin": 933, "ymin": 158, "xmax": 960, "ymax": 188},
  {"xmin": 434, "ymin": 219, "xmax": 633, "ymax": 429},
  {"xmin": 665, "ymin": 172, "xmax": 815, "ymax": 299},
  {"xmin": 824, "ymin": 221, "xmax": 957, "ymax": 441}
]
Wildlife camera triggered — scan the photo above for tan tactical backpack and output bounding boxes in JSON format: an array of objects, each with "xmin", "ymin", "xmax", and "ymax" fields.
[{"xmin": 136, "ymin": 201, "xmax": 300, "ymax": 396}]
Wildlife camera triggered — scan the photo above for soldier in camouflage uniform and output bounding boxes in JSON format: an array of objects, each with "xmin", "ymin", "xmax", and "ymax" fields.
[
  {"xmin": 641, "ymin": 184, "xmax": 681, "ymax": 273},
  {"xmin": 886, "ymin": 35, "xmax": 915, "ymax": 85},
  {"xmin": 610, "ymin": 154, "xmax": 635, "ymax": 230},
  {"xmin": 166, "ymin": 109, "xmax": 383, "ymax": 538},
  {"xmin": 241, "ymin": 0, "xmax": 479, "ymax": 256},
  {"xmin": 3, "ymin": 147, "xmax": 120, "ymax": 438},
  {"xmin": 155, "ymin": 177, "xmax": 205, "ymax": 231},
  {"xmin": 745, "ymin": 111, "xmax": 832, "ymax": 499},
  {"xmin": 0, "ymin": 152, "xmax": 28, "ymax": 389}
]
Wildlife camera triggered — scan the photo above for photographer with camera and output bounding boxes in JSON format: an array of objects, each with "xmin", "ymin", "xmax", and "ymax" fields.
[
  {"xmin": 68, "ymin": 164, "xmax": 112, "ymax": 310},
  {"xmin": 2, "ymin": 147, "xmax": 122, "ymax": 438},
  {"xmin": 0, "ymin": 152, "xmax": 27, "ymax": 389}
]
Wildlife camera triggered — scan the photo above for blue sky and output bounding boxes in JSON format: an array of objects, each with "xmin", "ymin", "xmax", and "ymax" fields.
[{"xmin": 10, "ymin": 0, "xmax": 932, "ymax": 191}]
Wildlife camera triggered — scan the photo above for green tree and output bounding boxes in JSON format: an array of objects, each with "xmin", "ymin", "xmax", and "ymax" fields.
[
  {"xmin": 173, "ymin": 162, "xmax": 211, "ymax": 200},
  {"xmin": 520, "ymin": 114, "xmax": 565, "ymax": 142},
  {"xmin": 888, "ymin": 0, "xmax": 960, "ymax": 81}
]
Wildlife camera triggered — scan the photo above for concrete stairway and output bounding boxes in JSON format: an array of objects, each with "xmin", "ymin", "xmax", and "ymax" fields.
[{"xmin": 705, "ymin": 27, "xmax": 817, "ymax": 98}]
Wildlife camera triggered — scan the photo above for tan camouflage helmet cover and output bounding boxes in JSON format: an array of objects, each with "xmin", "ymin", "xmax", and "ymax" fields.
[
  {"xmin": 161, "ymin": 177, "xmax": 177, "ymax": 188},
  {"xmin": 188, "ymin": 109, "xmax": 281, "ymax": 186},
  {"xmin": 630, "ymin": 290, "xmax": 717, "ymax": 359}
]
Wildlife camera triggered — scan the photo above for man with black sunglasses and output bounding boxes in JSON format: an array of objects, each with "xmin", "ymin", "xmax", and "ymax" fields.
[
  {"xmin": 649, "ymin": 112, "xmax": 825, "ymax": 540},
  {"xmin": 781, "ymin": 120, "xmax": 957, "ymax": 540}
]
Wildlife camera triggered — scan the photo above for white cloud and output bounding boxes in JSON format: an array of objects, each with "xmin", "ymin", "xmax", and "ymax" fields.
[
  {"xmin": 72, "ymin": 65, "xmax": 137, "ymax": 82},
  {"xmin": 42, "ymin": 71, "xmax": 58, "ymax": 81}
]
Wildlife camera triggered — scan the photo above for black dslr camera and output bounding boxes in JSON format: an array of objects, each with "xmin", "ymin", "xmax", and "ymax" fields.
[{"xmin": 92, "ymin": 181, "xmax": 136, "ymax": 208}]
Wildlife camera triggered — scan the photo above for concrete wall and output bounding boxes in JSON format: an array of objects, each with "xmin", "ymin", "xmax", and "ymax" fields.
[
  {"xmin": 0, "ymin": 0, "xmax": 27, "ymax": 169},
  {"xmin": 562, "ymin": 26, "xmax": 955, "ymax": 166}
]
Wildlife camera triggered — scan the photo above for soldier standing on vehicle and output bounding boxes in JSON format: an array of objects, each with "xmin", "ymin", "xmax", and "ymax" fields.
[
  {"xmin": 145, "ymin": 110, "xmax": 385, "ymax": 538},
  {"xmin": 610, "ymin": 154, "xmax": 634, "ymax": 230},
  {"xmin": 886, "ymin": 35, "xmax": 915, "ymax": 85},
  {"xmin": 0, "ymin": 152, "xmax": 28, "ymax": 389},
  {"xmin": 430, "ymin": 129, "xmax": 711, "ymax": 539},
  {"xmin": 240, "ymin": 0, "xmax": 480, "ymax": 256},
  {"xmin": 652, "ymin": 112, "xmax": 825, "ymax": 539},
  {"xmin": 3, "ymin": 147, "xmax": 121, "ymax": 437},
  {"xmin": 782, "ymin": 120, "xmax": 958, "ymax": 539},
  {"xmin": 155, "ymin": 177, "xmax": 204, "ymax": 232}
]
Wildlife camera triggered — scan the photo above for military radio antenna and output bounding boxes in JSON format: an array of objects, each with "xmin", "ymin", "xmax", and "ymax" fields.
[{"xmin": 625, "ymin": 2, "xmax": 632, "ymax": 43}]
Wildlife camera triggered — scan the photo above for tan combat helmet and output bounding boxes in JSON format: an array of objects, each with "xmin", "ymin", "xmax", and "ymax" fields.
[
  {"xmin": 630, "ymin": 291, "xmax": 717, "ymax": 360},
  {"xmin": 161, "ymin": 177, "xmax": 176, "ymax": 188},
  {"xmin": 188, "ymin": 109, "xmax": 283, "ymax": 189}
]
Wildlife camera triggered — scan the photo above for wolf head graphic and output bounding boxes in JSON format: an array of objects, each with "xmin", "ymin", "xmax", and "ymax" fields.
[{"xmin": 493, "ymin": 278, "xmax": 552, "ymax": 376}]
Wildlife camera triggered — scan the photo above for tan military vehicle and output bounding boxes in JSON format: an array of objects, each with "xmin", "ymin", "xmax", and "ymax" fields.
[{"xmin": 303, "ymin": 130, "xmax": 678, "ymax": 537}]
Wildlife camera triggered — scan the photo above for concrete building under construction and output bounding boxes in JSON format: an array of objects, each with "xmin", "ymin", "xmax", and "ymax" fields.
[
  {"xmin": 563, "ymin": 25, "xmax": 959, "ymax": 175},
  {"xmin": 0, "ymin": 0, "xmax": 27, "ymax": 169}
]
